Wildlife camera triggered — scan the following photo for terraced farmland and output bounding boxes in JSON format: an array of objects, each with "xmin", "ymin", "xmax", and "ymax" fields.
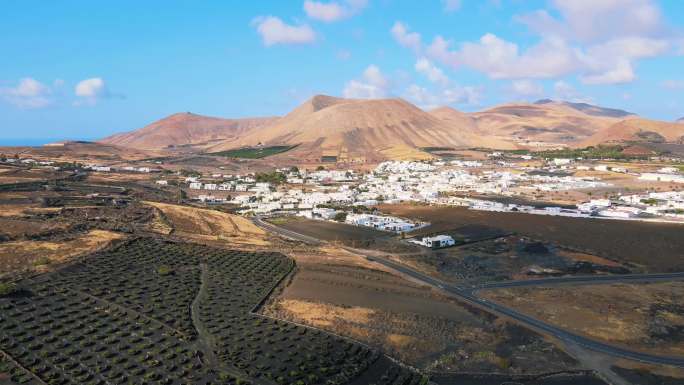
[{"xmin": 0, "ymin": 238, "xmax": 426, "ymax": 385}]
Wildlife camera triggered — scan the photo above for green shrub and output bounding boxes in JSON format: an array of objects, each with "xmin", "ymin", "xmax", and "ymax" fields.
[
  {"xmin": 33, "ymin": 256, "xmax": 51, "ymax": 266},
  {"xmin": 156, "ymin": 265, "xmax": 173, "ymax": 276},
  {"xmin": 0, "ymin": 282, "xmax": 17, "ymax": 297}
]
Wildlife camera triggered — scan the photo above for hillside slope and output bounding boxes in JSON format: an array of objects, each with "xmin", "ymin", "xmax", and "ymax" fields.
[
  {"xmin": 209, "ymin": 95, "xmax": 513, "ymax": 162},
  {"xmin": 101, "ymin": 112, "xmax": 277, "ymax": 150},
  {"xmin": 469, "ymin": 101, "xmax": 627, "ymax": 147},
  {"xmin": 581, "ymin": 119, "xmax": 684, "ymax": 146}
]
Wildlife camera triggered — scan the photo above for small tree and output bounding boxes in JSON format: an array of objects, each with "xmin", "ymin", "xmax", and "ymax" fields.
[{"xmin": 333, "ymin": 212, "xmax": 347, "ymax": 222}]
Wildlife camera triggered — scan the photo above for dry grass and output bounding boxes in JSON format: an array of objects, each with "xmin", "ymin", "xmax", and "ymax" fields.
[
  {"xmin": 145, "ymin": 201, "xmax": 270, "ymax": 246},
  {"xmin": 0, "ymin": 230, "xmax": 124, "ymax": 275},
  {"xmin": 556, "ymin": 249, "xmax": 622, "ymax": 267},
  {"xmin": 291, "ymin": 246, "xmax": 396, "ymax": 274},
  {"xmin": 614, "ymin": 360, "xmax": 684, "ymax": 379},
  {"xmin": 272, "ymin": 299, "xmax": 375, "ymax": 328},
  {"xmin": 378, "ymin": 145, "xmax": 434, "ymax": 161},
  {"xmin": 0, "ymin": 204, "xmax": 39, "ymax": 217},
  {"xmin": 481, "ymin": 282, "xmax": 684, "ymax": 355}
]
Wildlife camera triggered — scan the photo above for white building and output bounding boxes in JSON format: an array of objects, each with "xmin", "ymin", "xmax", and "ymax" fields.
[
  {"xmin": 639, "ymin": 173, "xmax": 684, "ymax": 183},
  {"xmin": 421, "ymin": 235, "xmax": 455, "ymax": 249}
]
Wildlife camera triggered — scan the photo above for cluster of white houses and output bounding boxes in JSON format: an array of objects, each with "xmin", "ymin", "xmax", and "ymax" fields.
[
  {"xmin": 203, "ymin": 160, "xmax": 684, "ymax": 224},
  {"xmin": 344, "ymin": 213, "xmax": 423, "ymax": 232}
]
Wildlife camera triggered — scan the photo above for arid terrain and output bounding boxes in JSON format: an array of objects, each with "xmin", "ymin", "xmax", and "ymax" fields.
[
  {"xmin": 95, "ymin": 95, "xmax": 684, "ymax": 162},
  {"xmin": 379, "ymin": 204, "xmax": 684, "ymax": 273},
  {"xmin": 261, "ymin": 246, "xmax": 583, "ymax": 374},
  {"xmin": 480, "ymin": 282, "xmax": 684, "ymax": 356}
]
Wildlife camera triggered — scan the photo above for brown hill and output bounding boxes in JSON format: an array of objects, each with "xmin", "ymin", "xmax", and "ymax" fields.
[
  {"xmin": 428, "ymin": 106, "xmax": 480, "ymax": 132},
  {"xmin": 468, "ymin": 101, "xmax": 627, "ymax": 147},
  {"xmin": 534, "ymin": 99, "xmax": 635, "ymax": 118},
  {"xmin": 100, "ymin": 112, "xmax": 277, "ymax": 150},
  {"xmin": 0, "ymin": 141, "xmax": 162, "ymax": 162},
  {"xmin": 208, "ymin": 95, "xmax": 514, "ymax": 162},
  {"xmin": 581, "ymin": 118, "xmax": 684, "ymax": 146}
]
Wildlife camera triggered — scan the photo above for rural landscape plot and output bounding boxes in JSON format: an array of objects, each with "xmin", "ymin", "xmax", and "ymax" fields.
[{"xmin": 0, "ymin": 237, "xmax": 426, "ymax": 385}]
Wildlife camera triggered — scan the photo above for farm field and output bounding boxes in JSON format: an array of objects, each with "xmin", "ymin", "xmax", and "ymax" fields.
[
  {"xmin": 146, "ymin": 201, "xmax": 270, "ymax": 247},
  {"xmin": 209, "ymin": 145, "xmax": 297, "ymax": 159},
  {"xmin": 262, "ymin": 247, "xmax": 582, "ymax": 374},
  {"xmin": 379, "ymin": 204, "xmax": 684, "ymax": 273},
  {"xmin": 384, "ymin": 234, "xmax": 632, "ymax": 285},
  {"xmin": 480, "ymin": 282, "xmax": 684, "ymax": 356},
  {"xmin": 0, "ymin": 238, "xmax": 426, "ymax": 385},
  {"xmin": 0, "ymin": 230, "xmax": 124, "ymax": 276},
  {"xmin": 270, "ymin": 217, "xmax": 389, "ymax": 244}
]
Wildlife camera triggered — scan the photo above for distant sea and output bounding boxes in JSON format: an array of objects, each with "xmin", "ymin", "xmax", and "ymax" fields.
[{"xmin": 0, "ymin": 138, "xmax": 93, "ymax": 147}]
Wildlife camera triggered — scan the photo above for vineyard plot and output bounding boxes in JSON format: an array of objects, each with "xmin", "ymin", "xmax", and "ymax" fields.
[{"xmin": 0, "ymin": 238, "xmax": 425, "ymax": 385}]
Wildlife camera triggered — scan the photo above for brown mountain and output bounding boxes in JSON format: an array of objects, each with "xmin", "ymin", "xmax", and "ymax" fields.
[
  {"xmin": 208, "ymin": 95, "xmax": 513, "ymax": 162},
  {"xmin": 467, "ymin": 101, "xmax": 629, "ymax": 147},
  {"xmin": 581, "ymin": 118, "xmax": 684, "ymax": 146},
  {"xmin": 100, "ymin": 112, "xmax": 277, "ymax": 150},
  {"xmin": 1, "ymin": 141, "xmax": 161, "ymax": 162},
  {"xmin": 101, "ymin": 96, "xmax": 679, "ymax": 161},
  {"xmin": 534, "ymin": 99, "xmax": 635, "ymax": 118},
  {"xmin": 428, "ymin": 106, "xmax": 480, "ymax": 132}
]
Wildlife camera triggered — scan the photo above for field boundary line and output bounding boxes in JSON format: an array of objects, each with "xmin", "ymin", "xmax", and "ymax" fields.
[
  {"xmin": 250, "ymin": 255, "xmax": 428, "ymax": 381},
  {"xmin": 65, "ymin": 286, "xmax": 189, "ymax": 339},
  {"xmin": 190, "ymin": 262, "xmax": 265, "ymax": 385},
  {"xmin": 0, "ymin": 348, "xmax": 48, "ymax": 385}
]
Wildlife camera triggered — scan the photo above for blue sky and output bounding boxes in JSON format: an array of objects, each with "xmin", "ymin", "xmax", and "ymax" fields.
[{"xmin": 1, "ymin": 0, "xmax": 683, "ymax": 143}]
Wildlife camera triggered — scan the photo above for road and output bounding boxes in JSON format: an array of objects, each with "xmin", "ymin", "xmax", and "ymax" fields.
[
  {"xmin": 253, "ymin": 216, "xmax": 684, "ymax": 368},
  {"xmin": 252, "ymin": 216, "xmax": 323, "ymax": 245},
  {"xmin": 471, "ymin": 272, "xmax": 684, "ymax": 291}
]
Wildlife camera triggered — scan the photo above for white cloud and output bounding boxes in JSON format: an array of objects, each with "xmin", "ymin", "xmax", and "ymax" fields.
[
  {"xmin": 405, "ymin": 84, "xmax": 481, "ymax": 110},
  {"xmin": 442, "ymin": 0, "xmax": 461, "ymax": 13},
  {"xmin": 510, "ymin": 79, "xmax": 544, "ymax": 97},
  {"xmin": 303, "ymin": 0, "xmax": 368, "ymax": 22},
  {"xmin": 414, "ymin": 58, "xmax": 449, "ymax": 86},
  {"xmin": 553, "ymin": 81, "xmax": 576, "ymax": 100},
  {"xmin": 551, "ymin": 81, "xmax": 594, "ymax": 103},
  {"xmin": 343, "ymin": 65, "xmax": 389, "ymax": 99},
  {"xmin": 517, "ymin": 0, "xmax": 665, "ymax": 44},
  {"xmin": 426, "ymin": 33, "xmax": 582, "ymax": 80},
  {"xmin": 74, "ymin": 77, "xmax": 122, "ymax": 106},
  {"xmin": 390, "ymin": 21, "xmax": 422, "ymax": 53},
  {"xmin": 75, "ymin": 78, "xmax": 106, "ymax": 98},
  {"xmin": 407, "ymin": 58, "xmax": 481, "ymax": 108},
  {"xmin": 392, "ymin": 0, "xmax": 677, "ymax": 86},
  {"xmin": 252, "ymin": 16, "xmax": 317, "ymax": 46},
  {"xmin": 580, "ymin": 59, "xmax": 635, "ymax": 85},
  {"xmin": 0, "ymin": 78, "xmax": 52, "ymax": 109}
]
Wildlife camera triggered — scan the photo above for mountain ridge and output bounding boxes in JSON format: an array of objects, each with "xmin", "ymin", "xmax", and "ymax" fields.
[
  {"xmin": 97, "ymin": 96, "xmax": 684, "ymax": 160},
  {"xmin": 100, "ymin": 112, "xmax": 278, "ymax": 150}
]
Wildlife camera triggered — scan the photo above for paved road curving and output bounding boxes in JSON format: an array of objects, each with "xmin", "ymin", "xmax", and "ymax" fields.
[{"xmin": 253, "ymin": 216, "xmax": 684, "ymax": 368}]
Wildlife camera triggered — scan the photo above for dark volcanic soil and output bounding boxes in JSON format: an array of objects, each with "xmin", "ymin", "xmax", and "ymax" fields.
[
  {"xmin": 380, "ymin": 204, "xmax": 684, "ymax": 273},
  {"xmin": 275, "ymin": 218, "xmax": 390, "ymax": 243}
]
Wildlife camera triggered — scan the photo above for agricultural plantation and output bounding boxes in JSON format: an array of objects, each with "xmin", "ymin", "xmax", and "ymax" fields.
[{"xmin": 0, "ymin": 237, "xmax": 426, "ymax": 385}]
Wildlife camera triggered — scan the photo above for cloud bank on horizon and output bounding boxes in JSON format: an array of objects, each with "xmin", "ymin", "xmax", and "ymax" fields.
[{"xmin": 1, "ymin": 0, "xmax": 683, "ymax": 139}]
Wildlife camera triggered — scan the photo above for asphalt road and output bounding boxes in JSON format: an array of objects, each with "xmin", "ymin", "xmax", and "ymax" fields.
[
  {"xmin": 472, "ymin": 272, "xmax": 684, "ymax": 291},
  {"xmin": 254, "ymin": 216, "xmax": 684, "ymax": 367},
  {"xmin": 252, "ymin": 216, "xmax": 323, "ymax": 245}
]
